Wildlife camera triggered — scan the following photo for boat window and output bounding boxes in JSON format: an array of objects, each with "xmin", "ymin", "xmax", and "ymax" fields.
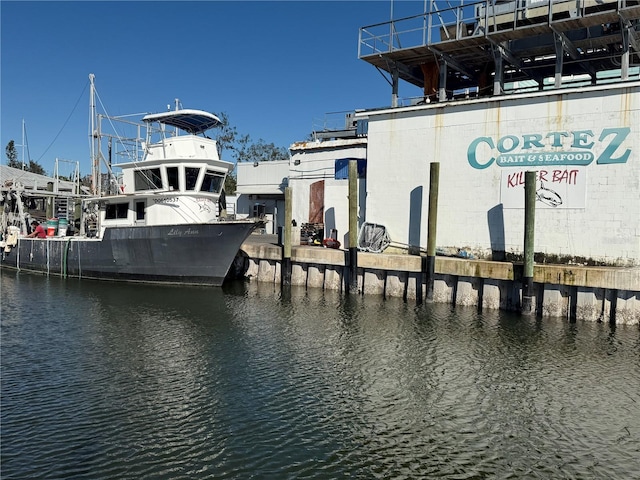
[
  {"xmin": 167, "ymin": 167, "xmax": 179, "ymax": 191},
  {"xmin": 185, "ymin": 167, "xmax": 200, "ymax": 191},
  {"xmin": 201, "ymin": 170, "xmax": 225, "ymax": 193},
  {"xmin": 136, "ymin": 201, "xmax": 145, "ymax": 220},
  {"xmin": 134, "ymin": 168, "xmax": 162, "ymax": 191},
  {"xmin": 106, "ymin": 203, "xmax": 129, "ymax": 220}
]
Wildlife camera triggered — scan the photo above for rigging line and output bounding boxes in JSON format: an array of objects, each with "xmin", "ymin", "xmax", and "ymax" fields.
[
  {"xmin": 24, "ymin": 126, "xmax": 32, "ymax": 163},
  {"xmin": 87, "ymin": 87, "xmax": 121, "ymax": 188},
  {"xmin": 37, "ymin": 79, "xmax": 89, "ymax": 162},
  {"xmin": 94, "ymin": 88, "xmax": 138, "ymax": 163},
  {"xmin": 91, "ymin": 88, "xmax": 140, "ymax": 193},
  {"xmin": 375, "ymin": 65, "xmax": 393, "ymax": 87}
]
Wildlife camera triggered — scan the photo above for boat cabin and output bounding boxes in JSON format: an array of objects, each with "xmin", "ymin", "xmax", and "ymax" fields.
[{"xmin": 88, "ymin": 109, "xmax": 235, "ymax": 235}]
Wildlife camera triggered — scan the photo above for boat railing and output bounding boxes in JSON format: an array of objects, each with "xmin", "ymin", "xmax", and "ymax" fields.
[{"xmin": 95, "ymin": 113, "xmax": 146, "ymax": 167}]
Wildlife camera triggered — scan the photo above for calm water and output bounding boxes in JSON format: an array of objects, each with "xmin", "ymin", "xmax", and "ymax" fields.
[{"xmin": 1, "ymin": 270, "xmax": 639, "ymax": 479}]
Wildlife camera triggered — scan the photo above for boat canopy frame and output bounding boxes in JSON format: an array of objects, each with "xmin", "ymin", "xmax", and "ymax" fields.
[{"xmin": 142, "ymin": 109, "xmax": 222, "ymax": 135}]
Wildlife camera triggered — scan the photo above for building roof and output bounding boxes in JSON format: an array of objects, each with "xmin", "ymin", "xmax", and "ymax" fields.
[
  {"xmin": 290, "ymin": 137, "xmax": 368, "ymax": 152},
  {"xmin": 1, "ymin": 165, "xmax": 77, "ymax": 192}
]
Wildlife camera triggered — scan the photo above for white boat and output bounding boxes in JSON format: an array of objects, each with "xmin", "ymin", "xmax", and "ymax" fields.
[{"xmin": 0, "ymin": 75, "xmax": 263, "ymax": 286}]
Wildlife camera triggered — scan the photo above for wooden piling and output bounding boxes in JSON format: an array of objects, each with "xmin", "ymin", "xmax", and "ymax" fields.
[
  {"xmin": 348, "ymin": 159, "xmax": 358, "ymax": 294},
  {"xmin": 282, "ymin": 186, "xmax": 292, "ymax": 286},
  {"xmin": 522, "ymin": 171, "xmax": 536, "ymax": 315},
  {"xmin": 426, "ymin": 162, "xmax": 440, "ymax": 301}
]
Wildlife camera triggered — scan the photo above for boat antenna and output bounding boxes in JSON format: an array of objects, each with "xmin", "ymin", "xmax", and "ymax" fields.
[
  {"xmin": 173, "ymin": 98, "xmax": 181, "ymax": 136},
  {"xmin": 89, "ymin": 73, "xmax": 100, "ymax": 195}
]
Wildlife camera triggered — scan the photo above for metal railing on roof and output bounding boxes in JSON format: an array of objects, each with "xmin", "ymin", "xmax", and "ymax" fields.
[
  {"xmin": 358, "ymin": 0, "xmax": 636, "ymax": 58},
  {"xmin": 359, "ymin": 1, "xmax": 478, "ymax": 57}
]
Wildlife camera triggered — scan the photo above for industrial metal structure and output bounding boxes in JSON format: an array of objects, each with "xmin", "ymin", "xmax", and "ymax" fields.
[{"xmin": 359, "ymin": 0, "xmax": 640, "ymax": 104}]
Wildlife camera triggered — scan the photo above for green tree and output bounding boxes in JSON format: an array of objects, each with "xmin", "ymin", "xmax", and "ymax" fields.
[
  {"xmin": 28, "ymin": 160, "xmax": 46, "ymax": 175},
  {"xmin": 236, "ymin": 138, "xmax": 289, "ymax": 163},
  {"xmin": 224, "ymin": 174, "xmax": 237, "ymax": 195},
  {"xmin": 214, "ymin": 112, "xmax": 239, "ymax": 157},
  {"xmin": 214, "ymin": 112, "xmax": 289, "ymax": 163},
  {"xmin": 5, "ymin": 140, "xmax": 47, "ymax": 174},
  {"xmin": 5, "ymin": 140, "xmax": 21, "ymax": 168}
]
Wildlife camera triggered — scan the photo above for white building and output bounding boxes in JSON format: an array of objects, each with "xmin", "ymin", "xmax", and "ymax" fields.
[
  {"xmin": 235, "ymin": 81, "xmax": 639, "ymax": 266},
  {"xmin": 236, "ymin": 160, "xmax": 289, "ymax": 234},
  {"xmin": 235, "ymin": 1, "xmax": 640, "ymax": 265},
  {"xmin": 358, "ymin": 82, "xmax": 640, "ymax": 266},
  {"xmin": 235, "ymin": 125, "xmax": 368, "ymax": 244},
  {"xmin": 288, "ymin": 137, "xmax": 367, "ymax": 247}
]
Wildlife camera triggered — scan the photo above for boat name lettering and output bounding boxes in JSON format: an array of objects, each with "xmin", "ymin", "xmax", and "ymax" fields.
[
  {"xmin": 467, "ymin": 127, "xmax": 631, "ymax": 169},
  {"xmin": 154, "ymin": 197, "xmax": 179, "ymax": 204},
  {"xmin": 167, "ymin": 228, "xmax": 200, "ymax": 236}
]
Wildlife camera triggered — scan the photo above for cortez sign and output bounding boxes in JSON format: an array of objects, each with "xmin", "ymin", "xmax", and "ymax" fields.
[{"xmin": 467, "ymin": 127, "xmax": 631, "ymax": 169}]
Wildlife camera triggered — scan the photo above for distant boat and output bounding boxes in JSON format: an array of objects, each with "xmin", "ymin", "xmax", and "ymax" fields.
[{"xmin": 0, "ymin": 74, "xmax": 262, "ymax": 286}]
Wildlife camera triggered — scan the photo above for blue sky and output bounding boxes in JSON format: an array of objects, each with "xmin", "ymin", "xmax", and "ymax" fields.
[{"xmin": 1, "ymin": 1, "xmax": 424, "ymax": 177}]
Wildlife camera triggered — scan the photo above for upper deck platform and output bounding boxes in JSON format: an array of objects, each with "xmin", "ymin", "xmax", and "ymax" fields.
[{"xmin": 359, "ymin": 0, "xmax": 640, "ymax": 97}]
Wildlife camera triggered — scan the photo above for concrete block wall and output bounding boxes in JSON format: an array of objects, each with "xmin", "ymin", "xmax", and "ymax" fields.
[
  {"xmin": 240, "ymin": 241, "xmax": 640, "ymax": 324},
  {"xmin": 361, "ymin": 83, "xmax": 640, "ymax": 266},
  {"xmin": 616, "ymin": 290, "xmax": 640, "ymax": 325}
]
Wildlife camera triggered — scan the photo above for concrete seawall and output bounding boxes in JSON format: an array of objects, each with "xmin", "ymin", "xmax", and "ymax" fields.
[{"xmin": 239, "ymin": 238, "xmax": 640, "ymax": 325}]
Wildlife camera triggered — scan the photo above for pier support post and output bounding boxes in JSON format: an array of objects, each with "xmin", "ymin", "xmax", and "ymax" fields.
[
  {"xmin": 425, "ymin": 162, "xmax": 440, "ymax": 302},
  {"xmin": 553, "ymin": 33, "xmax": 564, "ymax": 88},
  {"xmin": 391, "ymin": 64, "xmax": 399, "ymax": 108},
  {"xmin": 522, "ymin": 171, "xmax": 536, "ymax": 315},
  {"xmin": 438, "ymin": 60, "xmax": 447, "ymax": 102},
  {"xmin": 348, "ymin": 159, "xmax": 359, "ymax": 294},
  {"xmin": 621, "ymin": 22, "xmax": 630, "ymax": 80},
  {"xmin": 492, "ymin": 48, "xmax": 503, "ymax": 95},
  {"xmin": 282, "ymin": 186, "xmax": 292, "ymax": 286}
]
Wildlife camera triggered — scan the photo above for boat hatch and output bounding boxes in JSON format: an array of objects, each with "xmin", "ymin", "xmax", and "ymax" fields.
[{"xmin": 142, "ymin": 109, "xmax": 222, "ymax": 135}]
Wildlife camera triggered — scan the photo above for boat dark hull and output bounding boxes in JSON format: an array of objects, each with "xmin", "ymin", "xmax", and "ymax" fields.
[{"xmin": 1, "ymin": 221, "xmax": 260, "ymax": 286}]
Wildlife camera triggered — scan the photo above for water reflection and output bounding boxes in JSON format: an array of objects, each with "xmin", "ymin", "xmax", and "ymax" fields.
[{"xmin": 2, "ymin": 271, "xmax": 639, "ymax": 479}]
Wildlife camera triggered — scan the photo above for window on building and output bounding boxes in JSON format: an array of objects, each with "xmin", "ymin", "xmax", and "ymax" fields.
[
  {"xmin": 185, "ymin": 167, "xmax": 200, "ymax": 191},
  {"xmin": 134, "ymin": 168, "xmax": 162, "ymax": 191},
  {"xmin": 105, "ymin": 202, "xmax": 129, "ymax": 220},
  {"xmin": 253, "ymin": 203, "xmax": 266, "ymax": 218},
  {"xmin": 201, "ymin": 170, "xmax": 225, "ymax": 193},
  {"xmin": 334, "ymin": 158, "xmax": 367, "ymax": 180}
]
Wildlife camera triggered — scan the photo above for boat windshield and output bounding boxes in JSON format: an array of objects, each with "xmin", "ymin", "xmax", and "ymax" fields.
[
  {"xmin": 167, "ymin": 167, "xmax": 179, "ymax": 191},
  {"xmin": 131, "ymin": 165, "xmax": 225, "ymax": 193},
  {"xmin": 186, "ymin": 167, "xmax": 200, "ymax": 191},
  {"xmin": 134, "ymin": 168, "xmax": 162, "ymax": 191},
  {"xmin": 202, "ymin": 170, "xmax": 225, "ymax": 193}
]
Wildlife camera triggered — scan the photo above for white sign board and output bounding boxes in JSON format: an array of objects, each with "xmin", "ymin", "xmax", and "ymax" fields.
[{"xmin": 500, "ymin": 167, "xmax": 587, "ymax": 209}]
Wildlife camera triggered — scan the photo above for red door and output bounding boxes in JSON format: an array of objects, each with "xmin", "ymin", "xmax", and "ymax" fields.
[{"xmin": 309, "ymin": 180, "xmax": 324, "ymax": 224}]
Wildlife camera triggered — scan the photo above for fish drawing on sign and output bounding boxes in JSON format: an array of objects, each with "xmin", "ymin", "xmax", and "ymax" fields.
[{"xmin": 536, "ymin": 181, "xmax": 563, "ymax": 207}]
